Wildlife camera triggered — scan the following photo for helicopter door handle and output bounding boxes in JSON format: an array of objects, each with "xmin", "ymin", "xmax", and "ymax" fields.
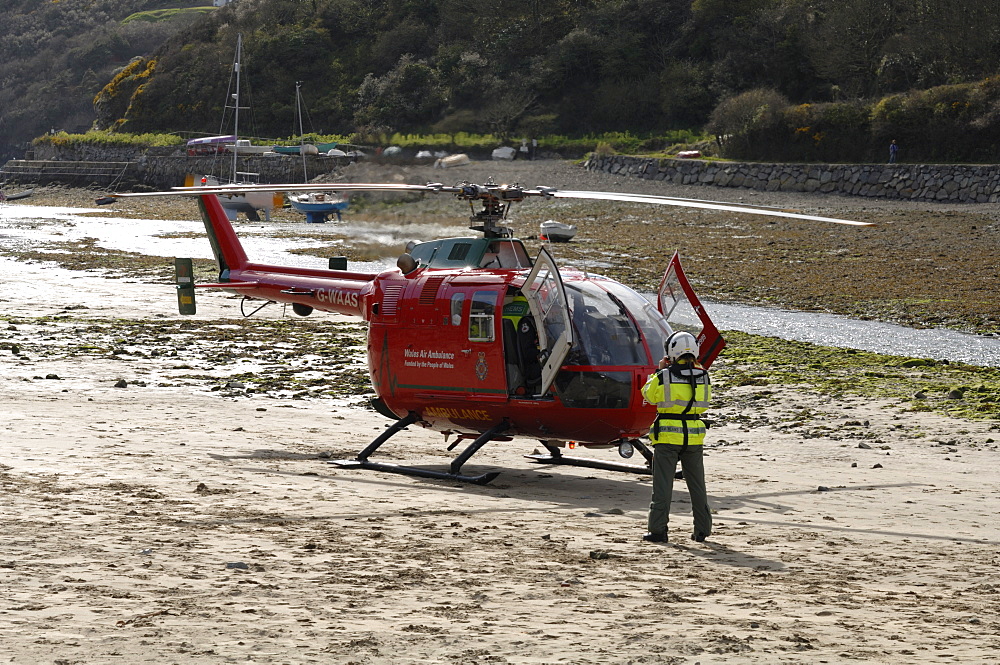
[
  {"xmin": 461, "ymin": 349, "xmax": 472, "ymax": 356},
  {"xmin": 280, "ymin": 288, "xmax": 316, "ymax": 296}
]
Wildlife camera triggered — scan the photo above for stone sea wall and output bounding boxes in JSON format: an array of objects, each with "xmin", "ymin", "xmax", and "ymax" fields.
[
  {"xmin": 2, "ymin": 143, "xmax": 343, "ymax": 189},
  {"xmin": 585, "ymin": 154, "xmax": 1000, "ymax": 203}
]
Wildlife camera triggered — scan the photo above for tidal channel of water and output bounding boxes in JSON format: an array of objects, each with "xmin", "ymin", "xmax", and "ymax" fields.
[{"xmin": 2, "ymin": 203, "xmax": 998, "ymax": 368}]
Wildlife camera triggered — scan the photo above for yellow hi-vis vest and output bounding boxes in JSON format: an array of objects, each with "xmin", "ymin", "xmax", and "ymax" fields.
[
  {"xmin": 503, "ymin": 294, "xmax": 530, "ymax": 325},
  {"xmin": 641, "ymin": 364, "xmax": 711, "ymax": 446}
]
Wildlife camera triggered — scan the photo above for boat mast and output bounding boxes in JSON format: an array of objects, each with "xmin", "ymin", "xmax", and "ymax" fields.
[
  {"xmin": 296, "ymin": 81, "xmax": 308, "ymax": 182},
  {"xmin": 229, "ymin": 33, "xmax": 243, "ymax": 183}
]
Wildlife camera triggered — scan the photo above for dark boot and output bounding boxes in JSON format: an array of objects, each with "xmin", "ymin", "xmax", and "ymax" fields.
[{"xmin": 642, "ymin": 532, "xmax": 667, "ymax": 543}]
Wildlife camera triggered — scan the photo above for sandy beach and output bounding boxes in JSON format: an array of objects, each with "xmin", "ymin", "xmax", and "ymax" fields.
[{"xmin": 2, "ymin": 160, "xmax": 999, "ymax": 664}]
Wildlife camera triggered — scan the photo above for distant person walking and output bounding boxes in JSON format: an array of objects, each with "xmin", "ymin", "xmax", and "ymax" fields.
[{"xmin": 888, "ymin": 139, "xmax": 899, "ymax": 164}]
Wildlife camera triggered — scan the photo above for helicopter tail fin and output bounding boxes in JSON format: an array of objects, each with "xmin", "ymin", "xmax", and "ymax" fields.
[{"xmin": 197, "ymin": 194, "xmax": 249, "ymax": 278}]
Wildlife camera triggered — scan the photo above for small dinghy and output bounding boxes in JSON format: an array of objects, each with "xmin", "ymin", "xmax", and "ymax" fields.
[
  {"xmin": 1, "ymin": 188, "xmax": 34, "ymax": 202},
  {"xmin": 434, "ymin": 153, "xmax": 471, "ymax": 169},
  {"xmin": 539, "ymin": 220, "xmax": 577, "ymax": 242}
]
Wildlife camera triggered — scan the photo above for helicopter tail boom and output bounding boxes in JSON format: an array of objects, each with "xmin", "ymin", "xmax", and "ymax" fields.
[
  {"xmin": 196, "ymin": 193, "xmax": 375, "ymax": 317},
  {"xmin": 198, "ymin": 194, "xmax": 249, "ymax": 276}
]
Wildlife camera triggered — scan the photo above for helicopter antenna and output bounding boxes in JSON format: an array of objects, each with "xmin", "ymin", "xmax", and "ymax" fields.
[{"xmin": 544, "ymin": 239, "xmax": 590, "ymax": 278}]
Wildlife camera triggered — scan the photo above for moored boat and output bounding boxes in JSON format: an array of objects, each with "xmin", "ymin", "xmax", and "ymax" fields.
[
  {"xmin": 288, "ymin": 191, "xmax": 349, "ymax": 223},
  {"xmin": 285, "ymin": 82, "xmax": 349, "ymax": 223},
  {"xmin": 540, "ymin": 219, "xmax": 577, "ymax": 242},
  {"xmin": 192, "ymin": 34, "xmax": 280, "ymax": 221}
]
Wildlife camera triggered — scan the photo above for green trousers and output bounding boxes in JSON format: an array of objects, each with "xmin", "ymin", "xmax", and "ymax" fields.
[{"xmin": 647, "ymin": 443, "xmax": 712, "ymax": 538}]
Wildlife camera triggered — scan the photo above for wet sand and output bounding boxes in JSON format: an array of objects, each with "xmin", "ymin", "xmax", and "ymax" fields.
[{"xmin": 2, "ymin": 160, "xmax": 1000, "ymax": 663}]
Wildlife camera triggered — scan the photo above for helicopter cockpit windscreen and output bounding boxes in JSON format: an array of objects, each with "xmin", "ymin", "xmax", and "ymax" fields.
[
  {"xmin": 599, "ymin": 281, "xmax": 671, "ymax": 363},
  {"xmin": 565, "ymin": 281, "xmax": 663, "ymax": 367},
  {"xmin": 552, "ymin": 279, "xmax": 668, "ymax": 410}
]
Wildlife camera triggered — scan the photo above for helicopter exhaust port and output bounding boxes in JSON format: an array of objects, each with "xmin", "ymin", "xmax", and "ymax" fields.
[{"xmin": 396, "ymin": 253, "xmax": 418, "ymax": 274}]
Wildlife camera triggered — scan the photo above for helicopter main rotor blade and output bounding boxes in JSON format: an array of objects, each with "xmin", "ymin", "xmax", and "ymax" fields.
[
  {"xmin": 113, "ymin": 181, "xmax": 872, "ymax": 226},
  {"xmin": 116, "ymin": 183, "xmax": 451, "ymax": 197},
  {"xmin": 545, "ymin": 190, "xmax": 874, "ymax": 226}
]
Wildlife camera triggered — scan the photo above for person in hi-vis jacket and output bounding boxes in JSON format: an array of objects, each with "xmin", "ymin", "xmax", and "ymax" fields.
[{"xmin": 640, "ymin": 331, "xmax": 712, "ymax": 543}]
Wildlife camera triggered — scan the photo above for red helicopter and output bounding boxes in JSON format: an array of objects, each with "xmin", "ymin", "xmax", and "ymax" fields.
[{"xmin": 120, "ymin": 179, "xmax": 869, "ymax": 484}]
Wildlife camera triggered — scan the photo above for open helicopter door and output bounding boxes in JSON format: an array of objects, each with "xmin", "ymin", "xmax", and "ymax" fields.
[
  {"xmin": 522, "ymin": 247, "xmax": 574, "ymax": 396},
  {"xmin": 657, "ymin": 251, "xmax": 726, "ymax": 368}
]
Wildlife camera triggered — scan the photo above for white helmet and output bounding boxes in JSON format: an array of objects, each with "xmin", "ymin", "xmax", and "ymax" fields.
[{"xmin": 665, "ymin": 331, "xmax": 699, "ymax": 363}]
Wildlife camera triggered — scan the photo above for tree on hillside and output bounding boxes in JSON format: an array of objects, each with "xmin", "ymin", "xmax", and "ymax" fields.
[
  {"xmin": 706, "ymin": 87, "xmax": 788, "ymax": 157},
  {"xmin": 355, "ymin": 55, "xmax": 447, "ymax": 131},
  {"xmin": 804, "ymin": 0, "xmax": 903, "ymax": 99}
]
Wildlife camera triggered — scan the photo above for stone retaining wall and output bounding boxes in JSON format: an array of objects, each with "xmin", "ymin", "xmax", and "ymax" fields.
[
  {"xmin": 585, "ymin": 154, "xmax": 1000, "ymax": 203},
  {"xmin": 1, "ymin": 152, "xmax": 344, "ymax": 190}
]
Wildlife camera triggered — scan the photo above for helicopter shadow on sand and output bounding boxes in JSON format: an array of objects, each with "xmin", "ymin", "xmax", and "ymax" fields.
[
  {"xmin": 207, "ymin": 449, "xmax": 327, "ymax": 463},
  {"xmin": 208, "ymin": 447, "xmax": 925, "ymax": 520},
  {"xmin": 206, "ymin": 451, "xmax": 981, "ymax": 549},
  {"xmin": 209, "ymin": 445, "xmax": 654, "ymax": 511},
  {"xmin": 202, "ymin": 453, "xmax": 791, "ymax": 570}
]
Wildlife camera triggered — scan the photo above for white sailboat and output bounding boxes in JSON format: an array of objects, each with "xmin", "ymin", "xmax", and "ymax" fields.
[{"xmin": 195, "ymin": 33, "xmax": 281, "ymax": 221}]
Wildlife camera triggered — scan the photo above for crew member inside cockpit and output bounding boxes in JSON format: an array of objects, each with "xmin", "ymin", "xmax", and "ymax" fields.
[{"xmin": 502, "ymin": 290, "xmax": 541, "ymax": 395}]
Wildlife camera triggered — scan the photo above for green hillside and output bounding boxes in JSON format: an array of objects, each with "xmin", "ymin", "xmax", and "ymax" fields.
[
  {"xmin": 0, "ymin": 0, "xmax": 211, "ymax": 160},
  {"xmin": 122, "ymin": 7, "xmax": 217, "ymax": 24},
  {"xmin": 5, "ymin": 0, "xmax": 1000, "ymax": 163}
]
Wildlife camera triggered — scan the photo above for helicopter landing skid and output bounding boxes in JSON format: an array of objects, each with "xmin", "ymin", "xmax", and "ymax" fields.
[
  {"xmin": 332, "ymin": 459, "xmax": 500, "ymax": 486},
  {"xmin": 524, "ymin": 439, "xmax": 653, "ymax": 475},
  {"xmin": 330, "ymin": 414, "xmax": 508, "ymax": 485}
]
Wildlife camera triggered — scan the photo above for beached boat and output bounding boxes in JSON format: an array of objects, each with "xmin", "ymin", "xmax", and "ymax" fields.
[
  {"xmin": 434, "ymin": 153, "xmax": 470, "ymax": 169},
  {"xmin": 285, "ymin": 82, "xmax": 349, "ymax": 223},
  {"xmin": 0, "ymin": 188, "xmax": 33, "ymax": 202},
  {"xmin": 288, "ymin": 191, "xmax": 349, "ymax": 223},
  {"xmin": 272, "ymin": 143, "xmax": 329, "ymax": 156},
  {"xmin": 540, "ymin": 220, "xmax": 577, "ymax": 242},
  {"xmin": 186, "ymin": 135, "xmax": 234, "ymax": 156},
  {"xmin": 224, "ymin": 139, "xmax": 276, "ymax": 156}
]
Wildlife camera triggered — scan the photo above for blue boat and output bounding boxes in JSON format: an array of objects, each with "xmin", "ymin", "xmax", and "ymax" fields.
[
  {"xmin": 288, "ymin": 191, "xmax": 349, "ymax": 223},
  {"xmin": 285, "ymin": 83, "xmax": 350, "ymax": 223}
]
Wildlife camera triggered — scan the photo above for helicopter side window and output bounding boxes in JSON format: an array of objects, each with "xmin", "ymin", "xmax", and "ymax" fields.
[
  {"xmin": 468, "ymin": 291, "xmax": 497, "ymax": 342},
  {"xmin": 450, "ymin": 293, "xmax": 465, "ymax": 326},
  {"xmin": 448, "ymin": 243, "xmax": 472, "ymax": 262}
]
